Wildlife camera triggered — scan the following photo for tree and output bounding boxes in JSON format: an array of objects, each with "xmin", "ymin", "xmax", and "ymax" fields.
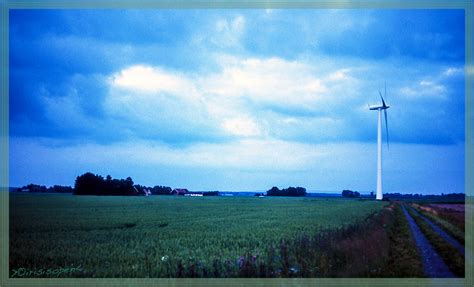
[
  {"xmin": 48, "ymin": 185, "xmax": 74, "ymax": 193},
  {"xmin": 74, "ymin": 172, "xmax": 136, "ymax": 196},
  {"xmin": 267, "ymin": 186, "xmax": 281, "ymax": 196},
  {"xmin": 74, "ymin": 172, "xmax": 105, "ymax": 195},
  {"xmin": 267, "ymin": 186, "xmax": 306, "ymax": 197},
  {"xmin": 342, "ymin": 189, "xmax": 360, "ymax": 198},
  {"xmin": 151, "ymin": 185, "xmax": 173, "ymax": 195}
]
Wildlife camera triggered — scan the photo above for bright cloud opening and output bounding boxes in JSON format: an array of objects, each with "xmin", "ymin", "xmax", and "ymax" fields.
[
  {"xmin": 111, "ymin": 65, "xmax": 194, "ymax": 94},
  {"xmin": 221, "ymin": 117, "xmax": 261, "ymax": 137}
]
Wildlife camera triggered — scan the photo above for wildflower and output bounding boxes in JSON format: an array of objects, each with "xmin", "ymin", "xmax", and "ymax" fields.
[
  {"xmin": 289, "ymin": 267, "xmax": 299, "ymax": 274},
  {"xmin": 237, "ymin": 256, "xmax": 245, "ymax": 268},
  {"xmin": 161, "ymin": 255, "xmax": 169, "ymax": 262}
]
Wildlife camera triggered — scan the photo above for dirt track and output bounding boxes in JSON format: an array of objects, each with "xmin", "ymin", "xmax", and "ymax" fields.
[
  {"xmin": 410, "ymin": 208, "xmax": 465, "ymax": 255},
  {"xmin": 401, "ymin": 205, "xmax": 455, "ymax": 278}
]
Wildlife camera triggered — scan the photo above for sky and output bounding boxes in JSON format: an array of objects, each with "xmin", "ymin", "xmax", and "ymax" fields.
[{"xmin": 8, "ymin": 9, "xmax": 466, "ymax": 194}]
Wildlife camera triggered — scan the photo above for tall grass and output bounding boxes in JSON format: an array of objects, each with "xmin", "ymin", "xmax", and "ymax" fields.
[
  {"xmin": 415, "ymin": 203, "xmax": 464, "ymax": 231},
  {"xmin": 411, "ymin": 204, "xmax": 465, "ymax": 244},
  {"xmin": 383, "ymin": 203, "xmax": 424, "ymax": 277},
  {"xmin": 180, "ymin": 203, "xmax": 423, "ymax": 277}
]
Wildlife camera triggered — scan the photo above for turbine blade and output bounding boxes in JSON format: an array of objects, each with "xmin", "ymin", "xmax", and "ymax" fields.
[
  {"xmin": 379, "ymin": 91, "xmax": 386, "ymax": 108},
  {"xmin": 384, "ymin": 109, "xmax": 389, "ymax": 148}
]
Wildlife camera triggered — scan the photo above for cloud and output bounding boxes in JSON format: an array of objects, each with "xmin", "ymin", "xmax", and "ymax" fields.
[
  {"xmin": 193, "ymin": 15, "xmax": 247, "ymax": 49},
  {"xmin": 221, "ymin": 116, "xmax": 261, "ymax": 137},
  {"xmin": 106, "ymin": 65, "xmax": 217, "ymax": 144},
  {"xmin": 27, "ymin": 52, "xmax": 463, "ymax": 147},
  {"xmin": 328, "ymin": 68, "xmax": 352, "ymax": 81},
  {"xmin": 399, "ymin": 82, "xmax": 447, "ymax": 100},
  {"xmin": 217, "ymin": 15, "xmax": 245, "ymax": 33},
  {"xmin": 443, "ymin": 67, "xmax": 462, "ymax": 77},
  {"xmin": 111, "ymin": 65, "xmax": 195, "ymax": 94},
  {"xmin": 398, "ymin": 66, "xmax": 464, "ymax": 101},
  {"xmin": 104, "ymin": 57, "xmax": 332, "ymax": 139},
  {"xmin": 42, "ymin": 88, "xmax": 93, "ymax": 130},
  {"xmin": 202, "ymin": 55, "xmax": 328, "ymax": 109},
  {"xmin": 214, "ymin": 15, "xmax": 246, "ymax": 47},
  {"xmin": 9, "ymin": 10, "xmax": 465, "ymax": 148}
]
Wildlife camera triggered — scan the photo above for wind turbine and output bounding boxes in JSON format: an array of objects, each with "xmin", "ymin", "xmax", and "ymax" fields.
[{"xmin": 369, "ymin": 84, "xmax": 390, "ymax": 200}]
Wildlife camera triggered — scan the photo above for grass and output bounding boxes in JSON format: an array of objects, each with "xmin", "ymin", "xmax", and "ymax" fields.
[
  {"xmin": 9, "ymin": 193, "xmax": 414, "ymax": 278},
  {"xmin": 406, "ymin": 205, "xmax": 464, "ymax": 277},
  {"xmin": 383, "ymin": 203, "xmax": 424, "ymax": 277}
]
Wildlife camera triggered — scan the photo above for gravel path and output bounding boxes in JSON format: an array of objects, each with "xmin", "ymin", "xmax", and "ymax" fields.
[
  {"xmin": 411, "ymin": 208, "xmax": 465, "ymax": 255},
  {"xmin": 401, "ymin": 205, "xmax": 455, "ymax": 278}
]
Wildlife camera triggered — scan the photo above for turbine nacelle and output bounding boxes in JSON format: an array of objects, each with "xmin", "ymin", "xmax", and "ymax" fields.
[
  {"xmin": 369, "ymin": 90, "xmax": 390, "ymax": 110},
  {"xmin": 369, "ymin": 104, "xmax": 389, "ymax": 110}
]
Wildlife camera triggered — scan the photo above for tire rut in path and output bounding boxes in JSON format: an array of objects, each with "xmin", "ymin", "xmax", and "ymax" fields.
[{"xmin": 401, "ymin": 205, "xmax": 455, "ymax": 278}]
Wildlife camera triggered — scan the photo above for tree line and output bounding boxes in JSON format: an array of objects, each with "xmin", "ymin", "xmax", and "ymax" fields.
[
  {"xmin": 266, "ymin": 186, "xmax": 307, "ymax": 197},
  {"xmin": 383, "ymin": 192, "xmax": 465, "ymax": 201},
  {"xmin": 15, "ymin": 184, "xmax": 73, "ymax": 193},
  {"xmin": 134, "ymin": 184, "xmax": 173, "ymax": 195},
  {"xmin": 14, "ymin": 173, "xmax": 176, "ymax": 196},
  {"xmin": 341, "ymin": 189, "xmax": 360, "ymax": 198},
  {"xmin": 74, "ymin": 172, "xmax": 176, "ymax": 196}
]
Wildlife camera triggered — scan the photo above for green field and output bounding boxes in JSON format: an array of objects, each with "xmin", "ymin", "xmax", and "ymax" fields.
[{"xmin": 9, "ymin": 194, "xmax": 387, "ymax": 277}]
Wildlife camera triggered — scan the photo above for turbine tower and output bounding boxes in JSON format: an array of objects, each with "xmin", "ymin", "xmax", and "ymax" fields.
[{"xmin": 369, "ymin": 85, "xmax": 390, "ymax": 200}]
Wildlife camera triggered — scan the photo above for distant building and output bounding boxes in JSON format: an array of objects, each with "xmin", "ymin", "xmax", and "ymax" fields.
[
  {"xmin": 184, "ymin": 192, "xmax": 203, "ymax": 197},
  {"xmin": 172, "ymin": 188, "xmax": 189, "ymax": 195}
]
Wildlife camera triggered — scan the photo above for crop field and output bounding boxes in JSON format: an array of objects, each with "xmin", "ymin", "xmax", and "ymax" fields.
[{"xmin": 9, "ymin": 194, "xmax": 388, "ymax": 278}]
